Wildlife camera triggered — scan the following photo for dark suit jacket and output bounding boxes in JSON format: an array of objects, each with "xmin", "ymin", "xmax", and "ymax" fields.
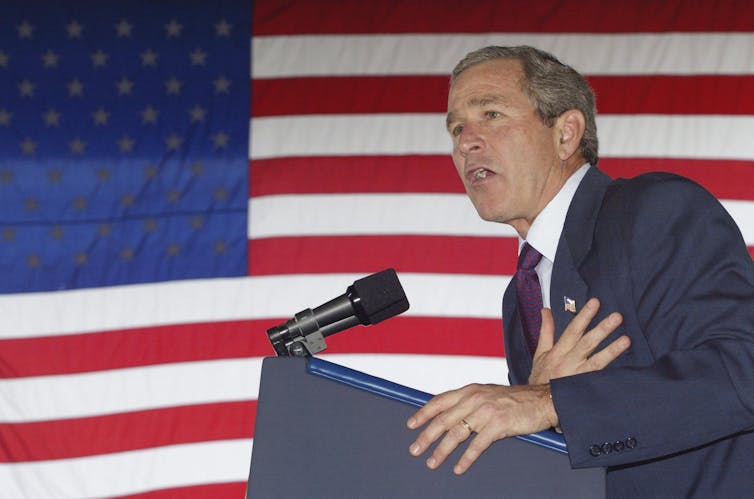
[{"xmin": 503, "ymin": 167, "xmax": 754, "ymax": 497}]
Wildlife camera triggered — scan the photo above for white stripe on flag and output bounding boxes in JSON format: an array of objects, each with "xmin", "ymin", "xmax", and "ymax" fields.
[
  {"xmin": 248, "ymin": 193, "xmax": 515, "ymax": 238},
  {"xmin": 721, "ymin": 200, "xmax": 754, "ymax": 244},
  {"xmin": 250, "ymin": 114, "xmax": 449, "ymax": 159},
  {"xmin": 248, "ymin": 193, "xmax": 754, "ymax": 247},
  {"xmin": 0, "ymin": 353, "xmax": 508, "ymax": 423},
  {"xmin": 0, "ymin": 358, "xmax": 262, "ymax": 422},
  {"xmin": 0, "ymin": 439, "xmax": 252, "ymax": 499},
  {"xmin": 252, "ymin": 33, "xmax": 754, "ymax": 78},
  {"xmin": 597, "ymin": 115, "xmax": 754, "ymax": 161},
  {"xmin": 249, "ymin": 114, "xmax": 754, "ymax": 161},
  {"xmin": 0, "ymin": 273, "xmax": 508, "ymax": 338}
]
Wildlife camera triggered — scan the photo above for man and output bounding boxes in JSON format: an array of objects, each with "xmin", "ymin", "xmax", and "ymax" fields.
[{"xmin": 407, "ymin": 46, "xmax": 754, "ymax": 497}]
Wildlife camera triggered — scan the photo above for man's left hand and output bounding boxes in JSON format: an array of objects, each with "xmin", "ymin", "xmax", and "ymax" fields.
[
  {"xmin": 406, "ymin": 382, "xmax": 557, "ymax": 474},
  {"xmin": 529, "ymin": 298, "xmax": 628, "ymax": 385}
]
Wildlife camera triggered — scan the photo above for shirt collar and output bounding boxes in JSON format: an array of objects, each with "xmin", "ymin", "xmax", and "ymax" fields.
[{"xmin": 520, "ymin": 163, "xmax": 591, "ymax": 262}]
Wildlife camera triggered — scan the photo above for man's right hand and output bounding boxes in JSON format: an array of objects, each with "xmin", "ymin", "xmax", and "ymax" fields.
[{"xmin": 528, "ymin": 298, "xmax": 630, "ymax": 385}]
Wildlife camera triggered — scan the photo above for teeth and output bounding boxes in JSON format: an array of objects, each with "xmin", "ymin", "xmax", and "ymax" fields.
[{"xmin": 473, "ymin": 168, "xmax": 488, "ymax": 180}]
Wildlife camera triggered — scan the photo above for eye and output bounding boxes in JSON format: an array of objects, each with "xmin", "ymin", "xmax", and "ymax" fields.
[
  {"xmin": 485, "ymin": 110, "xmax": 501, "ymax": 119},
  {"xmin": 451, "ymin": 124, "xmax": 464, "ymax": 137}
]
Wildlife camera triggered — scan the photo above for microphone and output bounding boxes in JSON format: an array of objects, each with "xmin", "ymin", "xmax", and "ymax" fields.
[{"xmin": 266, "ymin": 268, "xmax": 410, "ymax": 357}]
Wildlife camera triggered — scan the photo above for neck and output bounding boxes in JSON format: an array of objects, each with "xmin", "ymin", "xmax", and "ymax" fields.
[{"xmin": 510, "ymin": 158, "xmax": 587, "ymax": 239}]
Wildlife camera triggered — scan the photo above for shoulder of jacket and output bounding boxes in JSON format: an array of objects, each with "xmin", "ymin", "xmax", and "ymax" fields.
[{"xmin": 603, "ymin": 172, "xmax": 716, "ymax": 211}]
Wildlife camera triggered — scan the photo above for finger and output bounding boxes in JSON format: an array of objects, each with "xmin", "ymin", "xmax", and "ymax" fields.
[
  {"xmin": 573, "ymin": 312, "xmax": 624, "ymax": 358},
  {"xmin": 534, "ymin": 308, "xmax": 555, "ymax": 357},
  {"xmin": 408, "ymin": 385, "xmax": 479, "ymax": 456},
  {"xmin": 558, "ymin": 298, "xmax": 601, "ymax": 349},
  {"xmin": 410, "ymin": 408, "xmax": 460, "ymax": 458},
  {"xmin": 453, "ymin": 430, "xmax": 495, "ymax": 475},
  {"xmin": 407, "ymin": 388, "xmax": 464, "ymax": 430},
  {"xmin": 584, "ymin": 334, "xmax": 631, "ymax": 372},
  {"xmin": 425, "ymin": 418, "xmax": 475, "ymax": 470}
]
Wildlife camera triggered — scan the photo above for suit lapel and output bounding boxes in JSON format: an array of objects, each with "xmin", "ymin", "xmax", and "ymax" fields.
[{"xmin": 551, "ymin": 167, "xmax": 612, "ymax": 338}]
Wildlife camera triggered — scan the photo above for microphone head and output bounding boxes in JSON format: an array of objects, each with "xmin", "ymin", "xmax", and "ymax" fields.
[{"xmin": 351, "ymin": 268, "xmax": 409, "ymax": 325}]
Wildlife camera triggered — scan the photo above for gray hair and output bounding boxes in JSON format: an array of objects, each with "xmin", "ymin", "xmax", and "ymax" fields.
[{"xmin": 451, "ymin": 46, "xmax": 599, "ymax": 166}]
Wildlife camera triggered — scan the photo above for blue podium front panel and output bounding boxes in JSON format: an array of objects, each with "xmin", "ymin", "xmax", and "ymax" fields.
[{"xmin": 248, "ymin": 357, "xmax": 605, "ymax": 499}]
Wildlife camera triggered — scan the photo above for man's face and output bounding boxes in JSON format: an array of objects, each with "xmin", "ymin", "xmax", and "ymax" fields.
[{"xmin": 447, "ymin": 59, "xmax": 565, "ymax": 236}]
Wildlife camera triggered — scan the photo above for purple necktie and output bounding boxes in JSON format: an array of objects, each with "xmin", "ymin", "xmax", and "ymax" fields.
[{"xmin": 515, "ymin": 243, "xmax": 543, "ymax": 356}]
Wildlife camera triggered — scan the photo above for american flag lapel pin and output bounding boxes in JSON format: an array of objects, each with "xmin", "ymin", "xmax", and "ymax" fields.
[{"xmin": 564, "ymin": 296, "xmax": 577, "ymax": 313}]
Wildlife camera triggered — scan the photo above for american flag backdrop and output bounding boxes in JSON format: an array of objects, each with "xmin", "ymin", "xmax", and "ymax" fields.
[{"xmin": 1, "ymin": 0, "xmax": 753, "ymax": 497}]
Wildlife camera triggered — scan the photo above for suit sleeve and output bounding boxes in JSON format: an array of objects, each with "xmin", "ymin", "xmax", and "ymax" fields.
[{"xmin": 551, "ymin": 174, "xmax": 754, "ymax": 468}]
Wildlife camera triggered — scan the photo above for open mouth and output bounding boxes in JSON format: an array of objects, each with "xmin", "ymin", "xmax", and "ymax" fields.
[{"xmin": 469, "ymin": 167, "xmax": 493, "ymax": 182}]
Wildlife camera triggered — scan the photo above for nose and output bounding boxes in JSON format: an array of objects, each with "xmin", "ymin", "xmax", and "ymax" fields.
[{"xmin": 457, "ymin": 122, "xmax": 483, "ymax": 157}]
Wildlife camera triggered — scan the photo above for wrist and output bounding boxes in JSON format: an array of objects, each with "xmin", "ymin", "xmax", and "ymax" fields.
[{"xmin": 544, "ymin": 384, "xmax": 563, "ymax": 433}]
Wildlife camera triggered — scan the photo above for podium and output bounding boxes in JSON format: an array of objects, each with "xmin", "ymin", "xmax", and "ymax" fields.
[{"xmin": 248, "ymin": 357, "xmax": 605, "ymax": 498}]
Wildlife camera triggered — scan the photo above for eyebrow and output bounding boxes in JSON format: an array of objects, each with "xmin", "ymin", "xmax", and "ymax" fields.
[
  {"xmin": 446, "ymin": 94, "xmax": 509, "ymax": 130},
  {"xmin": 470, "ymin": 95, "xmax": 509, "ymax": 107}
]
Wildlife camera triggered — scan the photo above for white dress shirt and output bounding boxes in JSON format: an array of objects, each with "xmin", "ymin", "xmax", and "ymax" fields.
[{"xmin": 519, "ymin": 164, "xmax": 591, "ymax": 308}]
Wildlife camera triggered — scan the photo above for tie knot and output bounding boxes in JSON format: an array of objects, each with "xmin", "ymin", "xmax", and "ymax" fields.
[{"xmin": 517, "ymin": 243, "xmax": 542, "ymax": 272}]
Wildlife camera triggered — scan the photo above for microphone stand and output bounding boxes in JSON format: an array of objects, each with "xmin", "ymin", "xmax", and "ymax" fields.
[
  {"xmin": 267, "ymin": 309, "xmax": 361, "ymax": 357},
  {"xmin": 267, "ymin": 309, "xmax": 325, "ymax": 357}
]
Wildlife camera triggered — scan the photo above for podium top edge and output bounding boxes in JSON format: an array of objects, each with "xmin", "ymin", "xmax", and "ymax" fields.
[{"xmin": 305, "ymin": 356, "xmax": 568, "ymax": 455}]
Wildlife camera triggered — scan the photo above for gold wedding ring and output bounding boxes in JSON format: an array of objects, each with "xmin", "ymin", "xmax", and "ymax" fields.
[{"xmin": 461, "ymin": 419, "xmax": 473, "ymax": 433}]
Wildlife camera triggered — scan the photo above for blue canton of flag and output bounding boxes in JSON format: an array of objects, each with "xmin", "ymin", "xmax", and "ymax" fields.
[{"xmin": 0, "ymin": 0, "xmax": 250, "ymax": 292}]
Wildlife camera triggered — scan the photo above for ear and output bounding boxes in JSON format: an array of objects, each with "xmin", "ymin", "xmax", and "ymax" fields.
[{"xmin": 555, "ymin": 109, "xmax": 586, "ymax": 161}]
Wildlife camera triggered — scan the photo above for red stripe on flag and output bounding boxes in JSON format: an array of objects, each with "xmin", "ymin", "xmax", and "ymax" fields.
[
  {"xmin": 0, "ymin": 317, "xmax": 504, "ymax": 378},
  {"xmin": 321, "ymin": 316, "xmax": 505, "ymax": 357},
  {"xmin": 590, "ymin": 76, "xmax": 754, "ymax": 115},
  {"xmin": 250, "ymin": 156, "xmax": 460, "ymax": 196},
  {"xmin": 253, "ymin": 0, "xmax": 754, "ymax": 35},
  {"xmin": 249, "ymin": 235, "xmax": 518, "ymax": 276},
  {"xmin": 0, "ymin": 322, "xmax": 272, "ymax": 378},
  {"xmin": 0, "ymin": 401, "xmax": 255, "ymax": 462},
  {"xmin": 252, "ymin": 76, "xmax": 449, "ymax": 115},
  {"xmin": 599, "ymin": 158, "xmax": 754, "ymax": 201},
  {"xmin": 252, "ymin": 76, "xmax": 754, "ymax": 116},
  {"xmin": 250, "ymin": 157, "xmax": 754, "ymax": 201},
  {"xmin": 113, "ymin": 482, "xmax": 247, "ymax": 499}
]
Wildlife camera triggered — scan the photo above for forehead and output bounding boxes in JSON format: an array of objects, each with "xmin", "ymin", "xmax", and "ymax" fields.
[{"xmin": 448, "ymin": 58, "xmax": 527, "ymax": 108}]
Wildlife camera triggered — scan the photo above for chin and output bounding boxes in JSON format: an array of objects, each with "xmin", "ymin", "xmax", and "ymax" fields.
[{"xmin": 471, "ymin": 202, "xmax": 503, "ymax": 223}]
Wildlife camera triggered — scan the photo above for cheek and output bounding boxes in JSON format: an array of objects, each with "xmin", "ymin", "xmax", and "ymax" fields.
[{"xmin": 451, "ymin": 154, "xmax": 464, "ymax": 175}]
